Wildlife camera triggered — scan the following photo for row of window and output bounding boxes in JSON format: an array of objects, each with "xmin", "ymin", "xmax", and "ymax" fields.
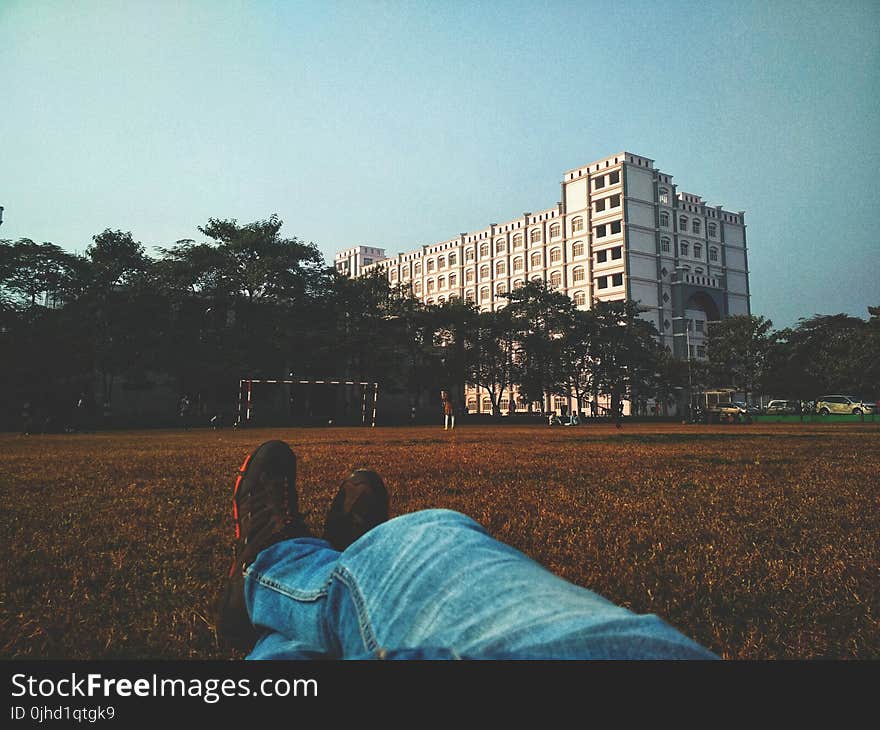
[
  {"xmin": 458, "ymin": 277, "xmax": 595, "ymax": 304},
  {"xmin": 386, "ymin": 214, "xmax": 630, "ymax": 277},
  {"xmin": 427, "ymin": 263, "xmax": 618, "ymax": 302},
  {"xmin": 658, "ymin": 237, "xmax": 719, "ymax": 261},
  {"xmin": 401, "ymin": 244, "xmax": 627, "ymax": 286},
  {"xmin": 596, "ymin": 273, "xmax": 624, "ymax": 290},
  {"xmin": 594, "ymin": 194, "xmax": 621, "ymax": 213},
  {"xmin": 596, "ymin": 246, "xmax": 623, "ymax": 264},
  {"xmin": 594, "ymin": 170, "xmax": 620, "ymax": 190},
  {"xmin": 658, "ymin": 209, "xmax": 718, "ymax": 238},
  {"xmin": 594, "ymin": 220, "xmax": 622, "ymax": 239}
]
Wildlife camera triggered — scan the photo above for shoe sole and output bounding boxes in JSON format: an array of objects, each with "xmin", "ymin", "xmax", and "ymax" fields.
[{"xmin": 229, "ymin": 441, "xmax": 297, "ymax": 575}]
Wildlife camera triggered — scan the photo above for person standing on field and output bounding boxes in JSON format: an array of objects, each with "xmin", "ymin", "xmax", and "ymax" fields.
[{"xmin": 441, "ymin": 390, "xmax": 455, "ymax": 430}]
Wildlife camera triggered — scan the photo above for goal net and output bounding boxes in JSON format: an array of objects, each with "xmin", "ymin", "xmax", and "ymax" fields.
[{"xmin": 236, "ymin": 379, "xmax": 379, "ymax": 427}]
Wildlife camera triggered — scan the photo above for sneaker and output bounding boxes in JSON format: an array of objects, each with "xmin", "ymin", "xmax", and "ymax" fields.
[
  {"xmin": 217, "ymin": 440, "xmax": 311, "ymax": 650},
  {"xmin": 323, "ymin": 469, "xmax": 389, "ymax": 551}
]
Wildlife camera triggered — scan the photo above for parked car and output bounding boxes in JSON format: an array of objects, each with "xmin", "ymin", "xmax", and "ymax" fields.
[
  {"xmin": 764, "ymin": 400, "xmax": 800, "ymax": 415},
  {"xmin": 814, "ymin": 395, "xmax": 876, "ymax": 415},
  {"xmin": 733, "ymin": 401, "xmax": 761, "ymax": 415}
]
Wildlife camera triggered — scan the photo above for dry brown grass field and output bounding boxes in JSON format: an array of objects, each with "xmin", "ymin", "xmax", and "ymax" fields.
[{"xmin": 1, "ymin": 422, "xmax": 877, "ymax": 660}]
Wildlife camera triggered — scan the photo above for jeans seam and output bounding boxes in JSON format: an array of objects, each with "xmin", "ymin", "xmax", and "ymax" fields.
[
  {"xmin": 246, "ymin": 566, "xmax": 328, "ymax": 602},
  {"xmin": 333, "ymin": 565, "xmax": 379, "ymax": 653}
]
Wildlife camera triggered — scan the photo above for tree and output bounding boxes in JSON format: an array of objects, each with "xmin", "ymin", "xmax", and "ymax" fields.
[
  {"xmin": 155, "ymin": 216, "xmax": 333, "ymax": 403},
  {"xmin": 431, "ymin": 298, "xmax": 479, "ymax": 408},
  {"xmin": 706, "ymin": 314, "xmax": 774, "ymax": 403},
  {"xmin": 589, "ymin": 299, "xmax": 663, "ymax": 426},
  {"xmin": 467, "ymin": 308, "xmax": 516, "ymax": 417},
  {"xmin": 0, "ymin": 238, "xmax": 86, "ymax": 307},
  {"xmin": 764, "ymin": 312, "xmax": 877, "ymax": 398},
  {"xmin": 73, "ymin": 230, "xmax": 164, "ymax": 405},
  {"xmin": 554, "ymin": 308, "xmax": 599, "ymax": 414},
  {"xmin": 504, "ymin": 281, "xmax": 575, "ymax": 411},
  {"xmin": 194, "ymin": 215, "xmax": 324, "ymax": 303}
]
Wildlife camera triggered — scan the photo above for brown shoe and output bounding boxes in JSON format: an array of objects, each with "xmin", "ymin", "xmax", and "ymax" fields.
[
  {"xmin": 323, "ymin": 469, "xmax": 389, "ymax": 551},
  {"xmin": 216, "ymin": 440, "xmax": 311, "ymax": 650}
]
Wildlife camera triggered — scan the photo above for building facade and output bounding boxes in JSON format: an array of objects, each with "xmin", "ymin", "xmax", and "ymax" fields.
[{"xmin": 335, "ymin": 151, "xmax": 749, "ymax": 413}]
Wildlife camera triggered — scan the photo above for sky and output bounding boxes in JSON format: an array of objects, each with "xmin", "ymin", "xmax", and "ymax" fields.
[{"xmin": 1, "ymin": 0, "xmax": 878, "ymax": 328}]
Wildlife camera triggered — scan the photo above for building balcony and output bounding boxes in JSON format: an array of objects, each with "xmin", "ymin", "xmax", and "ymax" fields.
[{"xmin": 673, "ymin": 271, "xmax": 722, "ymax": 289}]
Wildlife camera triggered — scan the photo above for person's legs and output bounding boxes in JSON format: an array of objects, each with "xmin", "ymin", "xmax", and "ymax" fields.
[
  {"xmin": 222, "ymin": 441, "xmax": 716, "ymax": 659},
  {"xmin": 242, "ymin": 509, "xmax": 715, "ymax": 660}
]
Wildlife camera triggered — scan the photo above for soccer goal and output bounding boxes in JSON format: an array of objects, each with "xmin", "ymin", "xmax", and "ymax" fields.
[{"xmin": 236, "ymin": 378, "xmax": 379, "ymax": 427}]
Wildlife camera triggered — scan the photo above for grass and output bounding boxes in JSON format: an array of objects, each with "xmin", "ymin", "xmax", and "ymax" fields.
[{"xmin": 1, "ymin": 422, "xmax": 878, "ymax": 660}]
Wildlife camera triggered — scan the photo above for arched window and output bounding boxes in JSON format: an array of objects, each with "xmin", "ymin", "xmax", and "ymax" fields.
[
  {"xmin": 513, "ymin": 233, "xmax": 523, "ymax": 248},
  {"xmin": 438, "ymin": 256, "xmax": 446, "ymax": 269},
  {"xmin": 479, "ymin": 243, "xmax": 489, "ymax": 257},
  {"xmin": 513, "ymin": 256, "xmax": 524, "ymax": 272},
  {"xmin": 573, "ymin": 291, "xmax": 586, "ymax": 306},
  {"xmin": 660, "ymin": 211, "xmax": 669, "ymax": 227},
  {"xmin": 389, "ymin": 269, "xmax": 397, "ymax": 281},
  {"xmin": 549, "ymin": 247, "xmax": 561, "ymax": 264},
  {"xmin": 438, "ymin": 276, "xmax": 446, "ymax": 289},
  {"xmin": 707, "ymin": 222, "xmax": 717, "ymax": 237},
  {"xmin": 427, "ymin": 279, "xmax": 435, "ymax": 293},
  {"xmin": 414, "ymin": 281, "xmax": 422, "ymax": 293},
  {"xmin": 414, "ymin": 262, "xmax": 422, "ymax": 275},
  {"xmin": 496, "ymin": 283, "xmax": 506, "ymax": 295},
  {"xmin": 448, "ymin": 252, "xmax": 457, "ymax": 266},
  {"xmin": 495, "ymin": 239, "xmax": 506, "ymax": 254},
  {"xmin": 572, "ymin": 266, "xmax": 585, "ymax": 283},
  {"xmin": 550, "ymin": 270, "xmax": 562, "ymax": 287},
  {"xmin": 531, "ymin": 275, "xmax": 542, "ymax": 283},
  {"xmin": 465, "ymin": 289, "xmax": 474, "ymax": 302},
  {"xmin": 496, "ymin": 260, "xmax": 506, "ymax": 275},
  {"xmin": 550, "ymin": 223, "xmax": 561, "ymax": 238},
  {"xmin": 679, "ymin": 215, "xmax": 687, "ymax": 229},
  {"xmin": 449, "ymin": 273, "xmax": 457, "ymax": 287},
  {"xmin": 571, "ymin": 217, "xmax": 584, "ymax": 233},
  {"xmin": 661, "ymin": 237, "xmax": 671, "ymax": 253},
  {"xmin": 465, "ymin": 269, "xmax": 474, "ymax": 283},
  {"xmin": 693, "ymin": 243, "xmax": 702, "ymax": 258},
  {"xmin": 692, "ymin": 220, "xmax": 701, "ymax": 234},
  {"xmin": 480, "ymin": 264, "xmax": 490, "ymax": 279},
  {"xmin": 709, "ymin": 247, "xmax": 719, "ymax": 262},
  {"xmin": 426, "ymin": 259, "xmax": 435, "ymax": 273},
  {"xmin": 530, "ymin": 228, "xmax": 542, "ymax": 243},
  {"xmin": 480, "ymin": 286, "xmax": 489, "ymax": 302},
  {"xmin": 465, "ymin": 248, "xmax": 475, "ymax": 262},
  {"xmin": 680, "ymin": 241, "xmax": 689, "ymax": 256},
  {"xmin": 659, "ymin": 187, "xmax": 669, "ymax": 205},
  {"xmin": 531, "ymin": 251, "xmax": 542, "ymax": 267},
  {"xmin": 572, "ymin": 241, "xmax": 584, "ymax": 257},
  {"xmin": 513, "ymin": 278, "xmax": 524, "ymax": 289}
]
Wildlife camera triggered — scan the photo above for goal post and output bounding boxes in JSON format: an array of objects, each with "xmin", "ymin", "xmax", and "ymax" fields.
[{"xmin": 236, "ymin": 378, "xmax": 379, "ymax": 427}]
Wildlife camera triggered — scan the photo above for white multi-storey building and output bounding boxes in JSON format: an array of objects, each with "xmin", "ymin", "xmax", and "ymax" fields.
[{"xmin": 335, "ymin": 151, "xmax": 749, "ymax": 413}]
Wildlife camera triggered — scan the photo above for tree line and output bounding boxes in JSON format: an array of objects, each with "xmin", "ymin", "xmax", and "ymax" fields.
[{"xmin": 1, "ymin": 216, "xmax": 877, "ymax": 427}]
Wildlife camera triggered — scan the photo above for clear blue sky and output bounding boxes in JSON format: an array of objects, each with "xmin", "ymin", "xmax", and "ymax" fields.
[{"xmin": 1, "ymin": 0, "xmax": 878, "ymax": 328}]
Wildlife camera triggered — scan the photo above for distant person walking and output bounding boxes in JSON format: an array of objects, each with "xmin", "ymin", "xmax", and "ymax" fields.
[
  {"xmin": 178, "ymin": 394, "xmax": 192, "ymax": 430},
  {"xmin": 441, "ymin": 390, "xmax": 455, "ymax": 430},
  {"xmin": 69, "ymin": 392, "xmax": 84, "ymax": 432}
]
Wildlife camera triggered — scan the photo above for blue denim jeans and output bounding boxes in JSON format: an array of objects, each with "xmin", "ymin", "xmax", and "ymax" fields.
[{"xmin": 244, "ymin": 509, "xmax": 717, "ymax": 660}]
